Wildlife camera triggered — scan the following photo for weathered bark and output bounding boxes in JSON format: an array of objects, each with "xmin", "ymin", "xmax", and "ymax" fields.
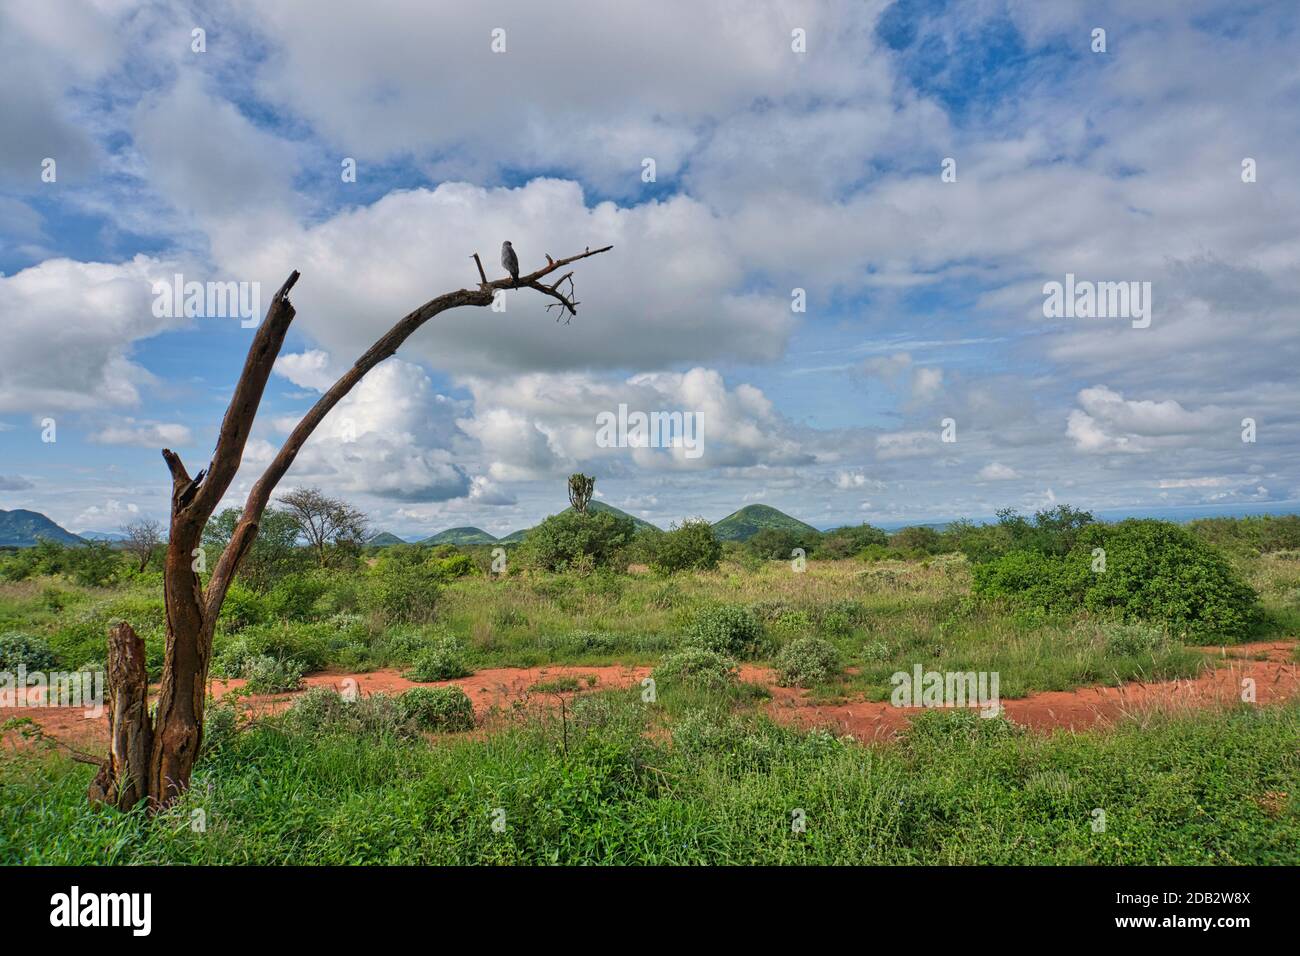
[
  {"xmin": 88, "ymin": 623, "xmax": 152, "ymax": 809},
  {"xmin": 95, "ymin": 245, "xmax": 612, "ymax": 810}
]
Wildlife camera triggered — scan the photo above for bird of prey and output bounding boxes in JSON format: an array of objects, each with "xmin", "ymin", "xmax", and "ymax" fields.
[{"xmin": 501, "ymin": 241, "xmax": 519, "ymax": 284}]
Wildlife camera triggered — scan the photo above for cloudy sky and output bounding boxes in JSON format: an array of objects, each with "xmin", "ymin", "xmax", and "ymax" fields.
[{"xmin": 1, "ymin": 0, "xmax": 1297, "ymax": 539}]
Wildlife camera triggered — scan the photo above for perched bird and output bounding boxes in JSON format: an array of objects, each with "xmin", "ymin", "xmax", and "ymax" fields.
[{"xmin": 501, "ymin": 241, "xmax": 519, "ymax": 284}]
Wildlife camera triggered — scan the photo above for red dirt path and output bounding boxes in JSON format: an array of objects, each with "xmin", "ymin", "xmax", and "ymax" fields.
[{"xmin": 4, "ymin": 642, "xmax": 1297, "ymax": 753}]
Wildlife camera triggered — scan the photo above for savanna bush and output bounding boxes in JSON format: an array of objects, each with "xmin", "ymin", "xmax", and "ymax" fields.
[
  {"xmin": 288, "ymin": 688, "xmax": 418, "ymax": 739},
  {"xmin": 650, "ymin": 518, "xmax": 722, "ymax": 574},
  {"xmin": 745, "ymin": 527, "xmax": 819, "ymax": 561},
  {"xmin": 0, "ymin": 632, "xmax": 57, "ymax": 672},
  {"xmin": 365, "ymin": 559, "xmax": 442, "ymax": 625},
  {"xmin": 774, "ymin": 635, "xmax": 841, "ymax": 687},
  {"xmin": 403, "ymin": 633, "xmax": 472, "ymax": 681},
  {"xmin": 397, "ymin": 686, "xmax": 475, "ymax": 732},
  {"xmin": 213, "ymin": 620, "xmax": 337, "ymax": 676},
  {"xmin": 515, "ymin": 509, "xmax": 636, "ymax": 573},
  {"xmin": 816, "ymin": 523, "xmax": 889, "ymax": 559},
  {"xmin": 218, "ymin": 582, "xmax": 267, "ymax": 631},
  {"xmin": 973, "ymin": 519, "xmax": 1259, "ymax": 641},
  {"xmin": 1100, "ymin": 622, "xmax": 1169, "ymax": 657},
  {"xmin": 237, "ymin": 655, "xmax": 306, "ymax": 694},
  {"xmin": 685, "ymin": 604, "xmax": 765, "ymax": 658},
  {"xmin": 263, "ymin": 572, "xmax": 330, "ymax": 622},
  {"xmin": 652, "ymin": 647, "xmax": 739, "ymax": 690}
]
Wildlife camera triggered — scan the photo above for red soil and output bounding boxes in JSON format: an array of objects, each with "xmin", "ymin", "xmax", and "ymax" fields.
[
  {"xmin": 5, "ymin": 642, "xmax": 1296, "ymax": 754},
  {"xmin": 767, "ymin": 641, "xmax": 1300, "ymax": 742}
]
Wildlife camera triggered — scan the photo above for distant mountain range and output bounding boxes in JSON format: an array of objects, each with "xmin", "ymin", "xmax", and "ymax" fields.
[
  {"xmin": 0, "ymin": 502, "xmax": 892, "ymax": 551},
  {"xmin": 80, "ymin": 530, "xmax": 129, "ymax": 542},
  {"xmin": 0, "ymin": 509, "xmax": 84, "ymax": 547},
  {"xmin": 372, "ymin": 502, "xmax": 813, "ymax": 546}
]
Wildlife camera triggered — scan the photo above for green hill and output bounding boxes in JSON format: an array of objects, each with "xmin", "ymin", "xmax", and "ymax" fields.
[
  {"xmin": 422, "ymin": 526, "xmax": 498, "ymax": 545},
  {"xmin": 365, "ymin": 531, "xmax": 407, "ymax": 548},
  {"xmin": 498, "ymin": 529, "xmax": 529, "ymax": 544},
  {"xmin": 587, "ymin": 500, "xmax": 659, "ymax": 532},
  {"xmin": 0, "ymin": 509, "xmax": 84, "ymax": 547},
  {"xmin": 710, "ymin": 504, "xmax": 818, "ymax": 542}
]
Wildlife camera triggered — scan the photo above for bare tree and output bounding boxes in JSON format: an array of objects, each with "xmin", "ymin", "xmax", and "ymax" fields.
[
  {"xmin": 280, "ymin": 487, "xmax": 367, "ymax": 567},
  {"xmin": 120, "ymin": 518, "xmax": 163, "ymax": 573},
  {"xmin": 90, "ymin": 243, "xmax": 612, "ymax": 811}
]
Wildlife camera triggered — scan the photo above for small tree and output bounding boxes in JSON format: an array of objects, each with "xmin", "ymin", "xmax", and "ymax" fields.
[
  {"xmin": 202, "ymin": 507, "xmax": 305, "ymax": 590},
  {"xmin": 651, "ymin": 518, "xmax": 721, "ymax": 574},
  {"xmin": 279, "ymin": 487, "xmax": 367, "ymax": 567},
  {"xmin": 120, "ymin": 519, "xmax": 163, "ymax": 573},
  {"xmin": 568, "ymin": 473, "xmax": 595, "ymax": 514}
]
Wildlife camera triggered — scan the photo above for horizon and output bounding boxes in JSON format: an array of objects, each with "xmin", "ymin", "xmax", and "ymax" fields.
[
  {"xmin": 8, "ymin": 497, "xmax": 1300, "ymax": 544},
  {"xmin": 1, "ymin": 2, "xmax": 1297, "ymax": 545}
]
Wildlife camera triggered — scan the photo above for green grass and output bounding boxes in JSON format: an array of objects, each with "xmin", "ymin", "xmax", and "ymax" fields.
[
  {"xmin": 2, "ymin": 543, "xmax": 1298, "ymax": 866},
  {"xmin": 2, "ymin": 694, "xmax": 1296, "ymax": 865},
  {"xmin": 0, "ymin": 549, "xmax": 1288, "ymax": 700}
]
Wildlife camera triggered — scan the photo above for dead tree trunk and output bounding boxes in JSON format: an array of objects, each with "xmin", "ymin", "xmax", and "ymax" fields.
[
  {"xmin": 88, "ymin": 623, "xmax": 152, "ymax": 807},
  {"xmin": 91, "ymin": 244, "xmax": 611, "ymax": 811}
]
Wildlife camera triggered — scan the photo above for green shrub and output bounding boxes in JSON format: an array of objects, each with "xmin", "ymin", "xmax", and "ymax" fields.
[
  {"xmin": 771, "ymin": 609, "xmax": 813, "ymax": 634},
  {"xmin": 774, "ymin": 635, "xmax": 840, "ymax": 687},
  {"xmin": 430, "ymin": 553, "xmax": 476, "ymax": 579},
  {"xmin": 746, "ymin": 527, "xmax": 819, "ymax": 561},
  {"xmin": 685, "ymin": 604, "xmax": 765, "ymax": 658},
  {"xmin": 652, "ymin": 647, "xmax": 738, "ymax": 690},
  {"xmin": 365, "ymin": 560, "xmax": 442, "ymax": 625},
  {"xmin": 238, "ymin": 655, "xmax": 306, "ymax": 694},
  {"xmin": 403, "ymin": 634, "xmax": 472, "ymax": 681},
  {"xmin": 491, "ymin": 607, "xmax": 528, "ymax": 629},
  {"xmin": 1101, "ymin": 622, "xmax": 1169, "ymax": 657},
  {"xmin": 264, "ymin": 573, "xmax": 330, "ymax": 622},
  {"xmin": 516, "ymin": 509, "xmax": 636, "ymax": 572},
  {"xmin": 971, "ymin": 548, "xmax": 1089, "ymax": 613},
  {"xmin": 219, "ymin": 582, "xmax": 268, "ymax": 631},
  {"xmin": 214, "ymin": 620, "xmax": 335, "ymax": 675},
  {"xmin": 288, "ymin": 688, "xmax": 417, "ymax": 739},
  {"xmin": 1078, "ymin": 521, "xmax": 1258, "ymax": 640},
  {"xmin": 651, "ymin": 518, "xmax": 722, "ymax": 574},
  {"xmin": 816, "ymin": 523, "xmax": 888, "ymax": 559},
  {"xmin": 201, "ymin": 702, "xmax": 240, "ymax": 757},
  {"xmin": 397, "ymin": 686, "xmax": 475, "ymax": 732},
  {"xmin": 0, "ymin": 632, "xmax": 57, "ymax": 672},
  {"xmin": 887, "ymin": 525, "xmax": 950, "ymax": 556},
  {"xmin": 973, "ymin": 519, "xmax": 1259, "ymax": 641},
  {"xmin": 67, "ymin": 542, "xmax": 122, "ymax": 587}
]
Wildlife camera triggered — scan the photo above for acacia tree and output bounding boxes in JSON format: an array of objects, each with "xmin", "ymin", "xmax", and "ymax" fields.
[
  {"xmin": 89, "ymin": 243, "xmax": 612, "ymax": 811},
  {"xmin": 120, "ymin": 518, "xmax": 163, "ymax": 573},
  {"xmin": 280, "ymin": 487, "xmax": 367, "ymax": 567}
]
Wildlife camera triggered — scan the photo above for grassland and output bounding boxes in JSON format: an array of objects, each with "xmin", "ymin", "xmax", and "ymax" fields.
[{"xmin": 2, "ymin": 527, "xmax": 1299, "ymax": 865}]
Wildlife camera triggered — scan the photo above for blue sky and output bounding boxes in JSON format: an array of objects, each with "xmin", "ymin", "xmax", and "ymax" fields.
[{"xmin": 1, "ymin": 0, "xmax": 1298, "ymax": 539}]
